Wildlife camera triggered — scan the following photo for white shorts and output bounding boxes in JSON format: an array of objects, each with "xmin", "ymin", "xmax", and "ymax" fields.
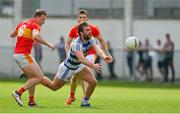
[
  {"xmin": 13, "ymin": 54, "xmax": 35, "ymax": 68},
  {"xmin": 56, "ymin": 62, "xmax": 85, "ymax": 81},
  {"xmin": 86, "ymin": 54, "xmax": 97, "ymax": 63}
]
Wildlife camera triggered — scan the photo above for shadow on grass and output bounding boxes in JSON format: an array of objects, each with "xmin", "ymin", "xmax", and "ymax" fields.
[{"xmin": 1, "ymin": 77, "xmax": 180, "ymax": 89}]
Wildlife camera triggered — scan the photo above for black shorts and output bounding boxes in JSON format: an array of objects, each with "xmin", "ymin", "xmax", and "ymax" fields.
[
  {"xmin": 158, "ymin": 61, "xmax": 164, "ymax": 69},
  {"xmin": 144, "ymin": 59, "xmax": 152, "ymax": 69}
]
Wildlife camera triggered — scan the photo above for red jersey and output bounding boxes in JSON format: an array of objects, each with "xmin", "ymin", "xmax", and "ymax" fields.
[
  {"xmin": 14, "ymin": 19, "xmax": 41, "ymax": 54},
  {"xmin": 68, "ymin": 24, "xmax": 100, "ymax": 55}
]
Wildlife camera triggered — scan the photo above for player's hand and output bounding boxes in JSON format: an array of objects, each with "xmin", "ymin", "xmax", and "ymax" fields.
[
  {"xmin": 108, "ymin": 54, "xmax": 113, "ymax": 59},
  {"xmin": 104, "ymin": 56, "xmax": 113, "ymax": 63},
  {"xmin": 49, "ymin": 43, "xmax": 55, "ymax": 51},
  {"xmin": 93, "ymin": 64, "xmax": 101, "ymax": 73}
]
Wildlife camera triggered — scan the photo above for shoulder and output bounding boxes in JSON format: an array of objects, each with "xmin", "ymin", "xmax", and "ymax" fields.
[
  {"xmin": 89, "ymin": 23, "xmax": 100, "ymax": 37},
  {"xmin": 31, "ymin": 22, "xmax": 40, "ymax": 30},
  {"xmin": 68, "ymin": 25, "xmax": 78, "ymax": 38},
  {"xmin": 71, "ymin": 38, "xmax": 82, "ymax": 50},
  {"xmin": 89, "ymin": 24, "xmax": 99, "ymax": 31},
  {"xmin": 89, "ymin": 37, "xmax": 97, "ymax": 44},
  {"xmin": 70, "ymin": 25, "xmax": 78, "ymax": 31},
  {"xmin": 17, "ymin": 20, "xmax": 27, "ymax": 27},
  {"xmin": 72, "ymin": 38, "xmax": 82, "ymax": 46},
  {"xmin": 23, "ymin": 19, "xmax": 40, "ymax": 30}
]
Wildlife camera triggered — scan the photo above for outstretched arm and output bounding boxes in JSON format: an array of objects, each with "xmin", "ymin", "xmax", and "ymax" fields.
[
  {"xmin": 98, "ymin": 34, "xmax": 112, "ymax": 57},
  {"xmin": 75, "ymin": 50, "xmax": 101, "ymax": 73},
  {"xmin": 92, "ymin": 44, "xmax": 113, "ymax": 63},
  {"xmin": 10, "ymin": 29, "xmax": 17, "ymax": 38},
  {"xmin": 32, "ymin": 30, "xmax": 55, "ymax": 50}
]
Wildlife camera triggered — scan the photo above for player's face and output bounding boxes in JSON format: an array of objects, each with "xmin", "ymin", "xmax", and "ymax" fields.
[
  {"xmin": 77, "ymin": 14, "xmax": 88, "ymax": 23},
  {"xmin": 37, "ymin": 15, "xmax": 46, "ymax": 26},
  {"xmin": 82, "ymin": 26, "xmax": 92, "ymax": 40}
]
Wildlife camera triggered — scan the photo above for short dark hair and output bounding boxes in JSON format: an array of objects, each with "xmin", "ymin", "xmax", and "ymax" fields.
[
  {"xmin": 78, "ymin": 22, "xmax": 89, "ymax": 35},
  {"xmin": 33, "ymin": 9, "xmax": 47, "ymax": 17},
  {"xmin": 77, "ymin": 9, "xmax": 88, "ymax": 17}
]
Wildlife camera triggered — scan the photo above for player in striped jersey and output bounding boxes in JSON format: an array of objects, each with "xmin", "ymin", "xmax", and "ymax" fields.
[
  {"xmin": 41, "ymin": 22, "xmax": 113, "ymax": 107},
  {"xmin": 65, "ymin": 9, "xmax": 112, "ymax": 105}
]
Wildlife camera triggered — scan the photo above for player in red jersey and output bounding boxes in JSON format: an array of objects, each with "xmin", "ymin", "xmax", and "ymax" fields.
[
  {"xmin": 65, "ymin": 9, "xmax": 112, "ymax": 105},
  {"xmin": 10, "ymin": 9, "xmax": 55, "ymax": 107}
]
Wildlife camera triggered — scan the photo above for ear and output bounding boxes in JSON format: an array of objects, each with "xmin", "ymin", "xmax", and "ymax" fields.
[{"xmin": 80, "ymin": 31, "xmax": 83, "ymax": 36}]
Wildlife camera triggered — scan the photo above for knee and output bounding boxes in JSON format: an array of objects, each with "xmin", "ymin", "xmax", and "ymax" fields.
[
  {"xmin": 52, "ymin": 88, "xmax": 58, "ymax": 91},
  {"xmin": 39, "ymin": 77, "xmax": 44, "ymax": 82},
  {"xmin": 51, "ymin": 86, "xmax": 58, "ymax": 91},
  {"xmin": 35, "ymin": 76, "xmax": 44, "ymax": 84},
  {"xmin": 89, "ymin": 80, "xmax": 97, "ymax": 87}
]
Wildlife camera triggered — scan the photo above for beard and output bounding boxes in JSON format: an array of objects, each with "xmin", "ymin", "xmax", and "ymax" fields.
[
  {"xmin": 84, "ymin": 36, "xmax": 90, "ymax": 40},
  {"xmin": 83, "ymin": 34, "xmax": 91, "ymax": 40}
]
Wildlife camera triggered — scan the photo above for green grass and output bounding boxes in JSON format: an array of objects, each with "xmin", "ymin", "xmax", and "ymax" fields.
[{"xmin": 0, "ymin": 79, "xmax": 180, "ymax": 113}]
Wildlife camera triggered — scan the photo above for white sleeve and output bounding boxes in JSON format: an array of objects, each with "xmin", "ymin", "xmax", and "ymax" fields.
[
  {"xmin": 32, "ymin": 29, "xmax": 40, "ymax": 39},
  {"xmin": 71, "ymin": 43, "xmax": 82, "ymax": 52},
  {"xmin": 89, "ymin": 37, "xmax": 97, "ymax": 45}
]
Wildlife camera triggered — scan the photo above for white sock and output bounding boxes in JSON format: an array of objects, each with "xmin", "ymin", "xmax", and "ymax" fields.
[{"xmin": 82, "ymin": 97, "xmax": 89, "ymax": 104}]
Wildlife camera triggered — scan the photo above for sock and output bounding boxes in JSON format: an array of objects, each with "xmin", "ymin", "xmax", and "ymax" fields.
[
  {"xmin": 70, "ymin": 92, "xmax": 75, "ymax": 98},
  {"xmin": 17, "ymin": 87, "xmax": 25, "ymax": 95},
  {"xmin": 82, "ymin": 97, "xmax": 89, "ymax": 104},
  {"xmin": 29, "ymin": 96, "xmax": 34, "ymax": 103}
]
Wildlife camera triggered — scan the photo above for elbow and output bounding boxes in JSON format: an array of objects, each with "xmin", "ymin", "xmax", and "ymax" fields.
[
  {"xmin": 78, "ymin": 58, "xmax": 84, "ymax": 63},
  {"xmin": 65, "ymin": 42, "xmax": 70, "ymax": 48},
  {"xmin": 78, "ymin": 58, "xmax": 86, "ymax": 64},
  {"xmin": 10, "ymin": 31, "xmax": 17, "ymax": 38},
  {"xmin": 10, "ymin": 34, "xmax": 15, "ymax": 38},
  {"xmin": 33, "ymin": 35, "xmax": 39, "ymax": 41},
  {"xmin": 10, "ymin": 35, "xmax": 13, "ymax": 38}
]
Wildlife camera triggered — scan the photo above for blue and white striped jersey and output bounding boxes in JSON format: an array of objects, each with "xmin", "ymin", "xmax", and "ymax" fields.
[{"xmin": 64, "ymin": 37, "xmax": 96, "ymax": 70}]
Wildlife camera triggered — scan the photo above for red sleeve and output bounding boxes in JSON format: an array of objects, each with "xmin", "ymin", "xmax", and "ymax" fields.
[
  {"xmin": 31, "ymin": 23, "xmax": 41, "ymax": 32},
  {"xmin": 90, "ymin": 25, "xmax": 100, "ymax": 38},
  {"xmin": 15, "ymin": 25, "xmax": 19, "ymax": 31},
  {"xmin": 68, "ymin": 26, "xmax": 77, "ymax": 38},
  {"xmin": 15, "ymin": 23, "xmax": 21, "ymax": 31}
]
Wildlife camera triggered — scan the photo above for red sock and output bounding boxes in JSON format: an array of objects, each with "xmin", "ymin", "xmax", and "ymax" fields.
[
  {"xmin": 29, "ymin": 96, "xmax": 34, "ymax": 103},
  {"xmin": 70, "ymin": 92, "xmax": 75, "ymax": 98},
  {"xmin": 17, "ymin": 87, "xmax": 25, "ymax": 95}
]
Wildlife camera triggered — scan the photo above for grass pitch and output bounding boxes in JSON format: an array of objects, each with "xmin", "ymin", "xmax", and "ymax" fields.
[{"xmin": 0, "ymin": 79, "xmax": 180, "ymax": 113}]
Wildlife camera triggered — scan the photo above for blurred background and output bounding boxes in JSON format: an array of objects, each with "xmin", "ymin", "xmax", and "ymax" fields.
[{"xmin": 0, "ymin": 0, "xmax": 180, "ymax": 82}]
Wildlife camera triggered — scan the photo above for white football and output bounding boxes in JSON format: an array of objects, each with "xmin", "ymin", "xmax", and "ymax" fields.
[{"xmin": 125, "ymin": 36, "xmax": 139, "ymax": 50}]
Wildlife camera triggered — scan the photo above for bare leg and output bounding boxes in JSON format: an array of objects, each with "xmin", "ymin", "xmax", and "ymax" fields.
[
  {"xmin": 80, "ymin": 79, "xmax": 87, "ymax": 95},
  {"xmin": 41, "ymin": 76, "xmax": 66, "ymax": 91},
  {"xmin": 28, "ymin": 87, "xmax": 35, "ymax": 97},
  {"xmin": 65, "ymin": 75, "xmax": 79, "ymax": 105},
  {"xmin": 41, "ymin": 76, "xmax": 53, "ymax": 89},
  {"xmin": 26, "ymin": 73, "xmax": 36, "ymax": 104},
  {"xmin": 51, "ymin": 76, "xmax": 66, "ymax": 91},
  {"xmin": 77, "ymin": 67, "xmax": 97, "ymax": 98},
  {"xmin": 28, "ymin": 86, "xmax": 36, "ymax": 106},
  {"xmin": 20, "ymin": 63, "xmax": 44, "ymax": 91},
  {"xmin": 80, "ymin": 67, "xmax": 96, "ymax": 96},
  {"xmin": 12, "ymin": 63, "xmax": 44, "ymax": 106},
  {"xmin": 75, "ymin": 66, "xmax": 97, "ymax": 106},
  {"xmin": 70, "ymin": 76, "xmax": 78, "ymax": 95}
]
